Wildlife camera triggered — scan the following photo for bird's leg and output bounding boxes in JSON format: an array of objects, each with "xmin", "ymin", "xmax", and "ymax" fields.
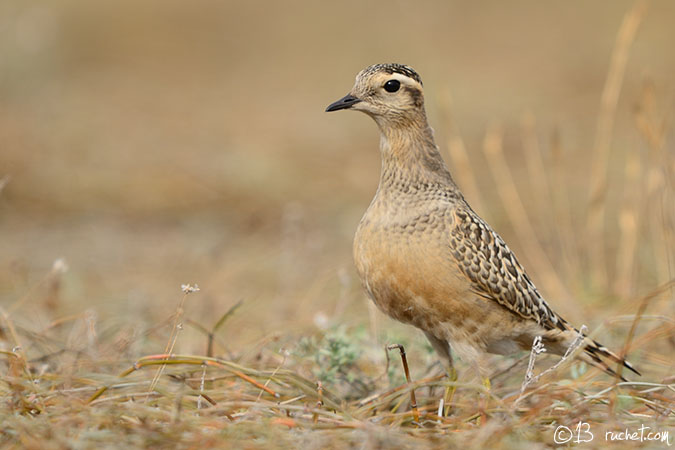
[
  {"xmin": 424, "ymin": 332, "xmax": 456, "ymax": 416},
  {"xmin": 482, "ymin": 375, "xmax": 491, "ymax": 391},
  {"xmin": 472, "ymin": 359, "xmax": 492, "ymax": 424},
  {"xmin": 442, "ymin": 364, "xmax": 458, "ymax": 417},
  {"xmin": 470, "ymin": 357, "xmax": 492, "ymax": 393}
]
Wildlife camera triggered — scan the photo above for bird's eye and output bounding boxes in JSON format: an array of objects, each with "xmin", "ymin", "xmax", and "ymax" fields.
[{"xmin": 384, "ymin": 80, "xmax": 400, "ymax": 93}]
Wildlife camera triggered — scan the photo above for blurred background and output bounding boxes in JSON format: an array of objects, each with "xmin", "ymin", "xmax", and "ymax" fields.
[{"xmin": 0, "ymin": 0, "xmax": 673, "ymax": 370}]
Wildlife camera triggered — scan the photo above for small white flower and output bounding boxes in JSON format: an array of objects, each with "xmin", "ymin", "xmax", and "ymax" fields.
[
  {"xmin": 181, "ymin": 283, "xmax": 200, "ymax": 294},
  {"xmin": 313, "ymin": 311, "xmax": 329, "ymax": 329},
  {"xmin": 52, "ymin": 258, "xmax": 68, "ymax": 274}
]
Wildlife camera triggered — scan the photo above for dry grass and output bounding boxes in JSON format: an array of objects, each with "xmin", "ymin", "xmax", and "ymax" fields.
[
  {"xmin": 0, "ymin": 282, "xmax": 673, "ymax": 449},
  {"xmin": 1, "ymin": 1, "xmax": 674, "ymax": 448}
]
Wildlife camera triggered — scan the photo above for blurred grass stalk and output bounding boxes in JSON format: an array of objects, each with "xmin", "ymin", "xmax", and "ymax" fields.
[
  {"xmin": 587, "ymin": 0, "xmax": 648, "ymax": 289},
  {"xmin": 482, "ymin": 123, "xmax": 569, "ymax": 300}
]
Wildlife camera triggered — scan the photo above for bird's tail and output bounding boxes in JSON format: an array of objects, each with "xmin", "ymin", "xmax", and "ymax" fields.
[{"xmin": 578, "ymin": 335, "xmax": 641, "ymax": 382}]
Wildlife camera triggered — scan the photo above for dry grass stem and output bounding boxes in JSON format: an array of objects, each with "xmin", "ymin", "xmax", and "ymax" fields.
[
  {"xmin": 148, "ymin": 285, "xmax": 198, "ymax": 395},
  {"xmin": 587, "ymin": 0, "xmax": 649, "ymax": 285},
  {"xmin": 482, "ymin": 125, "xmax": 569, "ymax": 300},
  {"xmin": 517, "ymin": 325, "xmax": 588, "ymax": 402},
  {"xmin": 386, "ymin": 344, "xmax": 420, "ymax": 424}
]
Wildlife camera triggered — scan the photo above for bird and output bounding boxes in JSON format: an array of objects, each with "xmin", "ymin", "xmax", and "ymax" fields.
[{"xmin": 325, "ymin": 63, "xmax": 640, "ymax": 388}]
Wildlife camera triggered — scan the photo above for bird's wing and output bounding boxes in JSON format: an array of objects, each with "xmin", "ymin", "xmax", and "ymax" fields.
[
  {"xmin": 447, "ymin": 205, "xmax": 641, "ymax": 378},
  {"xmin": 448, "ymin": 205, "xmax": 568, "ymax": 332}
]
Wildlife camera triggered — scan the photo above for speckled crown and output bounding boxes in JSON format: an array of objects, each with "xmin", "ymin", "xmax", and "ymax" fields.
[{"xmin": 360, "ymin": 64, "xmax": 423, "ymax": 85}]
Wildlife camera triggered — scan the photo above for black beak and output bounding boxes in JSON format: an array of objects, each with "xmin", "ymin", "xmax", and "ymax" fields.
[{"xmin": 325, "ymin": 94, "xmax": 361, "ymax": 112}]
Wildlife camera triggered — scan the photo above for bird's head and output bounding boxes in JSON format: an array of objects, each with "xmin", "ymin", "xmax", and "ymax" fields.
[{"xmin": 325, "ymin": 63, "xmax": 425, "ymax": 126}]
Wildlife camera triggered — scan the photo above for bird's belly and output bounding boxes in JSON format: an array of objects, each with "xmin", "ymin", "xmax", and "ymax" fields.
[{"xmin": 353, "ymin": 222, "xmax": 470, "ymax": 333}]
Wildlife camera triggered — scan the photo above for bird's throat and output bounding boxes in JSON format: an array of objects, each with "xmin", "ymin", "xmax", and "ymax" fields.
[{"xmin": 378, "ymin": 124, "xmax": 453, "ymax": 188}]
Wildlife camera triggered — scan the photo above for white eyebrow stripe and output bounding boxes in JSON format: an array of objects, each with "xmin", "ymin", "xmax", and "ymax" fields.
[{"xmin": 386, "ymin": 72, "xmax": 421, "ymax": 86}]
